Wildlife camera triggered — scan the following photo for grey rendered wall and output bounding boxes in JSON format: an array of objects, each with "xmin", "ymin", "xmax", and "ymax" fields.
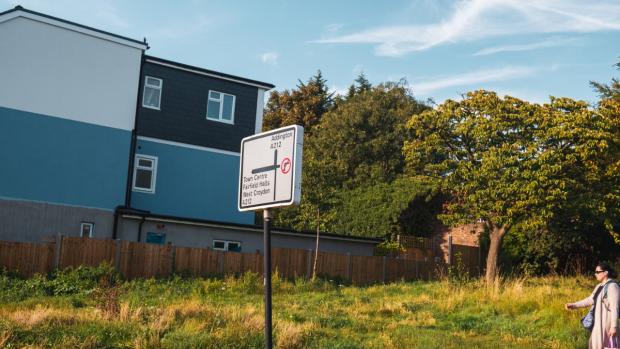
[
  {"xmin": 0, "ymin": 198, "xmax": 114, "ymax": 242},
  {"xmin": 0, "ymin": 201, "xmax": 377, "ymax": 256},
  {"xmin": 117, "ymin": 218, "xmax": 377, "ymax": 256}
]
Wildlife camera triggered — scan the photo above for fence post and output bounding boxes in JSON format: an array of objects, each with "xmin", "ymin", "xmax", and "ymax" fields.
[
  {"xmin": 170, "ymin": 244, "xmax": 176, "ymax": 275},
  {"xmin": 447, "ymin": 235, "xmax": 453, "ymax": 265},
  {"xmin": 306, "ymin": 249, "xmax": 313, "ymax": 279},
  {"xmin": 346, "ymin": 253, "xmax": 352, "ymax": 281},
  {"xmin": 478, "ymin": 244, "xmax": 482, "ymax": 276},
  {"xmin": 218, "ymin": 252, "xmax": 225, "ymax": 275},
  {"xmin": 53, "ymin": 234, "xmax": 63, "ymax": 269},
  {"xmin": 382, "ymin": 256, "xmax": 387, "ymax": 283},
  {"xmin": 114, "ymin": 239, "xmax": 122, "ymax": 272}
]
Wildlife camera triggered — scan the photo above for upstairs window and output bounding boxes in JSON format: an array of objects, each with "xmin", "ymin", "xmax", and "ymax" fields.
[
  {"xmin": 207, "ymin": 90, "xmax": 235, "ymax": 124},
  {"xmin": 133, "ymin": 154, "xmax": 157, "ymax": 193},
  {"xmin": 142, "ymin": 76, "xmax": 162, "ymax": 110}
]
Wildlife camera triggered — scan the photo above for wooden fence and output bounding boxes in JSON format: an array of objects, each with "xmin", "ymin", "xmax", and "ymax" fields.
[
  {"xmin": 452, "ymin": 244, "xmax": 481, "ymax": 276},
  {"xmin": 0, "ymin": 236, "xmax": 475, "ymax": 284}
]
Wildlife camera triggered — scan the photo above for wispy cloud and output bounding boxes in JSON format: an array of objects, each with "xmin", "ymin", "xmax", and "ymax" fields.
[
  {"xmin": 314, "ymin": 0, "xmax": 620, "ymax": 56},
  {"xmin": 473, "ymin": 37, "xmax": 579, "ymax": 56},
  {"xmin": 412, "ymin": 66, "xmax": 536, "ymax": 95},
  {"xmin": 260, "ymin": 52, "xmax": 279, "ymax": 66}
]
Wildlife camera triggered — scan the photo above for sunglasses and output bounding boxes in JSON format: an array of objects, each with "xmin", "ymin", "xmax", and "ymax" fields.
[{"xmin": 594, "ymin": 270, "xmax": 606, "ymax": 274}]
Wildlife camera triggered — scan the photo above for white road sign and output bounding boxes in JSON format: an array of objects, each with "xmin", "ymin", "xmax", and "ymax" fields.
[{"xmin": 238, "ymin": 125, "xmax": 304, "ymax": 211}]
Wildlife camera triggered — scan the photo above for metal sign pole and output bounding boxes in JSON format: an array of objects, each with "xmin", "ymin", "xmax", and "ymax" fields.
[
  {"xmin": 239, "ymin": 126, "xmax": 304, "ymax": 349},
  {"xmin": 263, "ymin": 209, "xmax": 273, "ymax": 349}
]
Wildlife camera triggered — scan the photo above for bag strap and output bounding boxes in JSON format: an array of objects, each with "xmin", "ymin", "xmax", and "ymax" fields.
[
  {"xmin": 591, "ymin": 283, "xmax": 606, "ymax": 313},
  {"xmin": 593, "ymin": 283, "xmax": 605, "ymax": 301},
  {"xmin": 602, "ymin": 279, "xmax": 618, "ymax": 298}
]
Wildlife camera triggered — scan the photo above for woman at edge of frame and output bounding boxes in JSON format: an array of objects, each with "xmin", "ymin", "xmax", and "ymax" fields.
[{"xmin": 565, "ymin": 261, "xmax": 619, "ymax": 349}]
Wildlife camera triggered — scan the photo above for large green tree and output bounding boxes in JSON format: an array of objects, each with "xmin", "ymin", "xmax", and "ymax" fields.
[
  {"xmin": 404, "ymin": 91, "xmax": 620, "ymax": 282},
  {"xmin": 262, "ymin": 70, "xmax": 333, "ymax": 133},
  {"xmin": 330, "ymin": 178, "xmax": 438, "ymax": 238},
  {"xmin": 309, "ymin": 81, "xmax": 427, "ymax": 190},
  {"xmin": 272, "ymin": 81, "xmax": 429, "ymax": 235}
]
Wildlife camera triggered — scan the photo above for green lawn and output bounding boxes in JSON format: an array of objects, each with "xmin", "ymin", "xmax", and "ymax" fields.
[{"xmin": 0, "ymin": 266, "xmax": 593, "ymax": 348}]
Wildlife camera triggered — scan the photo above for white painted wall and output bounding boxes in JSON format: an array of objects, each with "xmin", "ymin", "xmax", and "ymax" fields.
[{"xmin": 0, "ymin": 16, "xmax": 143, "ymax": 131}]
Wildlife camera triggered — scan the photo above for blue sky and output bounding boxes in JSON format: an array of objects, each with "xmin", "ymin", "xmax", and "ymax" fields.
[{"xmin": 5, "ymin": 0, "xmax": 620, "ymax": 105}]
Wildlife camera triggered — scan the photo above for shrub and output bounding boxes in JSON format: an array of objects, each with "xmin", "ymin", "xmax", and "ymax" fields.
[
  {"xmin": 48, "ymin": 262, "xmax": 121, "ymax": 296},
  {"xmin": 374, "ymin": 240, "xmax": 405, "ymax": 257},
  {"xmin": 91, "ymin": 271, "xmax": 122, "ymax": 318},
  {"xmin": 436, "ymin": 252, "xmax": 472, "ymax": 285}
]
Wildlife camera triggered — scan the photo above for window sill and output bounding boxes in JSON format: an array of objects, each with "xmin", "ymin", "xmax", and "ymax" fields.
[
  {"xmin": 142, "ymin": 104, "xmax": 161, "ymax": 111},
  {"xmin": 206, "ymin": 116, "xmax": 234, "ymax": 125}
]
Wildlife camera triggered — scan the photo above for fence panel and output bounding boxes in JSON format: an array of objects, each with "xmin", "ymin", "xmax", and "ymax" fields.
[
  {"xmin": 452, "ymin": 244, "xmax": 481, "ymax": 276},
  {"xmin": 241, "ymin": 252, "xmax": 262, "ymax": 275},
  {"xmin": 417, "ymin": 261, "xmax": 437, "ymax": 281},
  {"xmin": 351, "ymin": 255, "xmax": 383, "ymax": 284},
  {"xmin": 119, "ymin": 241, "xmax": 173, "ymax": 279},
  {"xmin": 59, "ymin": 237, "xmax": 115, "ymax": 269},
  {"xmin": 174, "ymin": 247, "xmax": 227, "ymax": 276},
  {"xmin": 385, "ymin": 258, "xmax": 403, "ymax": 282},
  {"xmin": 223, "ymin": 251, "xmax": 243, "ymax": 274},
  {"xmin": 315, "ymin": 251, "xmax": 348, "ymax": 280},
  {"xmin": 273, "ymin": 248, "xmax": 309, "ymax": 279},
  {"xmin": 385, "ymin": 258, "xmax": 418, "ymax": 282},
  {"xmin": 0, "ymin": 241, "xmax": 54, "ymax": 277}
]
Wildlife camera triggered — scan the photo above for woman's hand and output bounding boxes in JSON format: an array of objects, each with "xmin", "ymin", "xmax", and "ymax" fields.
[
  {"xmin": 610, "ymin": 327, "xmax": 617, "ymax": 337},
  {"xmin": 564, "ymin": 303, "xmax": 575, "ymax": 310}
]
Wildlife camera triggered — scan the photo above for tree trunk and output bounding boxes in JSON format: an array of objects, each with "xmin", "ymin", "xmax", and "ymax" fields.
[
  {"xmin": 312, "ymin": 208, "xmax": 320, "ymax": 280},
  {"xmin": 485, "ymin": 225, "xmax": 507, "ymax": 284}
]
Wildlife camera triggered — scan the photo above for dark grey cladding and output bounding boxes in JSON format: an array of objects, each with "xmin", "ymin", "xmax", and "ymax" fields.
[{"xmin": 137, "ymin": 61, "xmax": 262, "ymax": 153}]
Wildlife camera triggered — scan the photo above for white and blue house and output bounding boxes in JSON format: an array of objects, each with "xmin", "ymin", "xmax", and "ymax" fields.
[{"xmin": 0, "ymin": 6, "xmax": 380, "ymax": 256}]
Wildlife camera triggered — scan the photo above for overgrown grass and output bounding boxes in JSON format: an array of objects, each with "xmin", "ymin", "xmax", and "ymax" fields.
[{"xmin": 0, "ymin": 265, "xmax": 593, "ymax": 348}]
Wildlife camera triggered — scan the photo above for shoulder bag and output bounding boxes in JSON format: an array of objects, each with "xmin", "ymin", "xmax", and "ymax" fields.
[{"xmin": 581, "ymin": 283, "xmax": 605, "ymax": 331}]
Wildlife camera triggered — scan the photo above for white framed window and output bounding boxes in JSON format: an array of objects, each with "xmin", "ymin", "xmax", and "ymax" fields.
[
  {"xmin": 80, "ymin": 222, "xmax": 94, "ymax": 238},
  {"xmin": 133, "ymin": 154, "xmax": 158, "ymax": 193},
  {"xmin": 212, "ymin": 239, "xmax": 242, "ymax": 252},
  {"xmin": 142, "ymin": 76, "xmax": 162, "ymax": 110},
  {"xmin": 206, "ymin": 90, "xmax": 235, "ymax": 124}
]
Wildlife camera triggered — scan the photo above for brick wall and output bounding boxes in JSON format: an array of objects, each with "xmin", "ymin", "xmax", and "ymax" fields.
[{"xmin": 433, "ymin": 223, "xmax": 483, "ymax": 263}]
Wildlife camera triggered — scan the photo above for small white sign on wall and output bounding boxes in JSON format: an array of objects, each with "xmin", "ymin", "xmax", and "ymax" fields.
[{"xmin": 238, "ymin": 125, "xmax": 304, "ymax": 211}]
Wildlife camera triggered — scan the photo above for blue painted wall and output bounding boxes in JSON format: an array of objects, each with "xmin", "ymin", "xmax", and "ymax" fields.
[
  {"xmin": 131, "ymin": 139, "xmax": 254, "ymax": 225},
  {"xmin": 0, "ymin": 106, "xmax": 131, "ymax": 210}
]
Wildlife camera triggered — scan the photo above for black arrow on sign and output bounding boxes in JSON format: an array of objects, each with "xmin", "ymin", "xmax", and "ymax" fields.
[{"xmin": 251, "ymin": 149, "xmax": 279, "ymax": 201}]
